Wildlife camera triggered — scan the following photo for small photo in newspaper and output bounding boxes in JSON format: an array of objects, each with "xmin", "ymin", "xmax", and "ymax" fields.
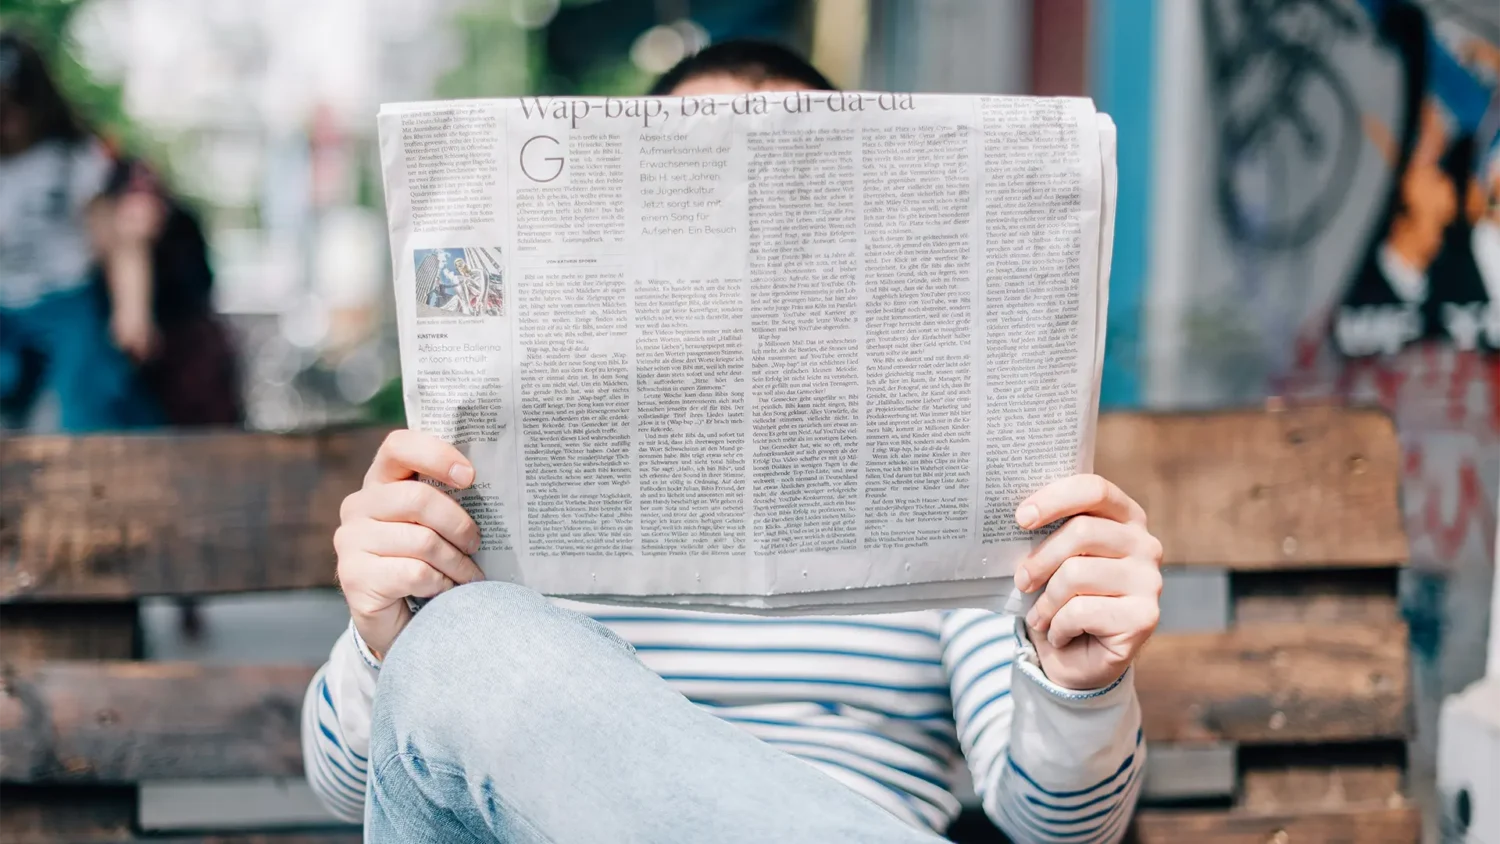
[{"xmin": 414, "ymin": 246, "xmax": 506, "ymax": 319}]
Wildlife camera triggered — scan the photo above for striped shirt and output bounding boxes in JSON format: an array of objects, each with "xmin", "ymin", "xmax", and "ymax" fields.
[{"xmin": 304, "ymin": 603, "xmax": 1143, "ymax": 841}]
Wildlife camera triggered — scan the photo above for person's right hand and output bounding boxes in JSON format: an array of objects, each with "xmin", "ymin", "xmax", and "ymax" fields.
[{"xmin": 335, "ymin": 430, "xmax": 485, "ymax": 657}]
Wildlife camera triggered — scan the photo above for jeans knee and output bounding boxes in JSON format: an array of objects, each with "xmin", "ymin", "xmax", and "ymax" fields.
[{"xmin": 385, "ymin": 581, "xmax": 546, "ymax": 673}]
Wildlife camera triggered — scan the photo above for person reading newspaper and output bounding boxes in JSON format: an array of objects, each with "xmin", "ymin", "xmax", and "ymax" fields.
[{"xmin": 305, "ymin": 42, "xmax": 1162, "ymax": 843}]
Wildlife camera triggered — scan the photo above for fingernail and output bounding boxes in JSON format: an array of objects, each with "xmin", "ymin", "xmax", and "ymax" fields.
[
  {"xmin": 1016, "ymin": 504, "xmax": 1039, "ymax": 529},
  {"xmin": 1015, "ymin": 567, "xmax": 1032, "ymax": 592},
  {"xmin": 1026, "ymin": 606, "xmax": 1040, "ymax": 628},
  {"xmin": 450, "ymin": 463, "xmax": 475, "ymax": 487},
  {"xmin": 468, "ymin": 538, "xmax": 482, "ymax": 556}
]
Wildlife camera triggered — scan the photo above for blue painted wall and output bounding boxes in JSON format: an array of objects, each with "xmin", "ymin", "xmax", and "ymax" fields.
[{"xmin": 1090, "ymin": 0, "xmax": 1155, "ymax": 409}]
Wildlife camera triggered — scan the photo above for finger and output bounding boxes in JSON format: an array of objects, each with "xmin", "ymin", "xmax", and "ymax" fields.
[
  {"xmin": 339, "ymin": 553, "xmax": 456, "ymax": 617},
  {"xmin": 344, "ymin": 480, "xmax": 482, "ymax": 555},
  {"xmin": 361, "ymin": 520, "xmax": 484, "ymax": 586},
  {"xmin": 390, "ymin": 557, "xmax": 462, "ymax": 599},
  {"xmin": 366, "ymin": 429, "xmax": 474, "ymax": 489},
  {"xmin": 1016, "ymin": 474, "xmax": 1146, "ymax": 530},
  {"xmin": 1016, "ymin": 516, "xmax": 1160, "ymax": 592},
  {"xmin": 1045, "ymin": 594, "xmax": 1159, "ymax": 651},
  {"xmin": 1025, "ymin": 556, "xmax": 1161, "ymax": 632}
]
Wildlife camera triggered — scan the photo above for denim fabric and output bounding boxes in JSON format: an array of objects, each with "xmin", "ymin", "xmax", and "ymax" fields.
[
  {"xmin": 0, "ymin": 286, "xmax": 159, "ymax": 431},
  {"xmin": 366, "ymin": 582, "xmax": 944, "ymax": 843}
]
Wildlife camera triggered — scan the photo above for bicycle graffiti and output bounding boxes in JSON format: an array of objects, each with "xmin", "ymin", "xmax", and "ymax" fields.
[{"xmin": 1202, "ymin": 0, "xmax": 1366, "ymax": 251}]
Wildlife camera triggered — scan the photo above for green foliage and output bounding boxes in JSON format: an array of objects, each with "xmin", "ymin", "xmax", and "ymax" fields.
[
  {"xmin": 0, "ymin": 0, "xmax": 143, "ymax": 149},
  {"xmin": 433, "ymin": 5, "xmax": 540, "ymax": 100},
  {"xmin": 571, "ymin": 55, "xmax": 653, "ymax": 97},
  {"xmin": 364, "ymin": 375, "xmax": 407, "ymax": 426}
]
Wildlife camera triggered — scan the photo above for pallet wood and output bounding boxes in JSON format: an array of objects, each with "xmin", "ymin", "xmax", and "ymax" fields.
[
  {"xmin": 0, "ymin": 786, "xmax": 136, "ymax": 844},
  {"xmin": 0, "ymin": 662, "xmax": 313, "ymax": 782},
  {"xmin": 1238, "ymin": 742, "xmax": 1407, "ymax": 812},
  {"xmin": 1240, "ymin": 764, "xmax": 1404, "ymax": 812},
  {"xmin": 0, "ymin": 430, "xmax": 386, "ymax": 600},
  {"xmin": 0, "ymin": 599, "xmax": 143, "ymax": 839},
  {"xmin": 1, "ymin": 407, "xmax": 1406, "ymax": 600},
  {"xmin": 0, "ymin": 604, "xmax": 138, "ymax": 661},
  {"xmin": 0, "ymin": 409, "xmax": 1418, "ymax": 840},
  {"xmin": 1, "ymin": 619, "xmax": 1405, "ymax": 783},
  {"xmin": 121, "ymin": 837, "xmax": 359, "ymax": 844},
  {"xmin": 1095, "ymin": 407, "xmax": 1406, "ymax": 569},
  {"xmin": 1133, "ymin": 622, "xmax": 1408, "ymax": 744},
  {"xmin": 1233, "ymin": 569, "xmax": 1401, "ymax": 626},
  {"xmin": 1130, "ymin": 805, "xmax": 1419, "ymax": 844}
]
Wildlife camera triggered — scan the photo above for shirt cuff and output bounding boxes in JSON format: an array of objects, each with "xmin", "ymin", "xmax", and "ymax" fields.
[
  {"xmin": 1012, "ymin": 615, "xmax": 1135, "ymax": 707},
  {"xmin": 348, "ymin": 619, "xmax": 383, "ymax": 671}
]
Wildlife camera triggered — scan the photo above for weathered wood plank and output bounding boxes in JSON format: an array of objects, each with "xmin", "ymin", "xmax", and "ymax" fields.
[
  {"xmin": 3, "ymin": 619, "xmax": 1409, "ymax": 783},
  {"xmin": 0, "ymin": 785, "xmax": 135, "ymax": 843},
  {"xmin": 1233, "ymin": 569, "xmax": 1400, "ymax": 626},
  {"xmin": 1238, "ymin": 742, "xmax": 1406, "ymax": 812},
  {"xmin": 1, "ymin": 407, "xmax": 1408, "ymax": 599},
  {"xmin": 0, "ymin": 663, "xmax": 314, "ymax": 782},
  {"xmin": 0, "ymin": 429, "xmax": 387, "ymax": 600},
  {"xmin": 1096, "ymin": 407, "xmax": 1407, "ymax": 569},
  {"xmin": 1130, "ymin": 805, "xmax": 1419, "ymax": 844},
  {"xmin": 132, "ymin": 836, "xmax": 360, "ymax": 844},
  {"xmin": 1241, "ymin": 765, "xmax": 1404, "ymax": 812},
  {"xmin": 0, "ymin": 599, "xmax": 143, "ymax": 838},
  {"xmin": 0, "ymin": 604, "xmax": 138, "ymax": 660},
  {"xmin": 1134, "ymin": 623, "xmax": 1409, "ymax": 743}
]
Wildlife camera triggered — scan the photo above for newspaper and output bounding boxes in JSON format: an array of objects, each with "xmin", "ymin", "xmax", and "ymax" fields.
[{"xmin": 376, "ymin": 92, "xmax": 1116, "ymax": 613}]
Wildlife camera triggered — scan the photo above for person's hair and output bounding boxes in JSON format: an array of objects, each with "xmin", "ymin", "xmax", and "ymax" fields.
[
  {"xmin": 648, "ymin": 40, "xmax": 835, "ymax": 96},
  {"xmin": 0, "ymin": 30, "xmax": 87, "ymax": 146}
]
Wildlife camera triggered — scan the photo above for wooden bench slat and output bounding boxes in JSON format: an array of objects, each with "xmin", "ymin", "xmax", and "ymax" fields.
[
  {"xmin": 1, "ymin": 407, "xmax": 1407, "ymax": 600},
  {"xmin": 1, "ymin": 431, "xmax": 385, "ymax": 601},
  {"xmin": 1131, "ymin": 805, "xmax": 1419, "ymax": 844},
  {"xmin": 1, "ymin": 663, "xmax": 313, "ymax": 782},
  {"xmin": 0, "ymin": 605, "xmax": 138, "ymax": 660},
  {"xmin": 0, "ymin": 785, "xmax": 135, "ymax": 843},
  {"xmin": 1134, "ymin": 622, "xmax": 1408, "ymax": 744},
  {"xmin": 2, "ymin": 620, "xmax": 1406, "ymax": 783},
  {"xmin": 127, "ymin": 837, "xmax": 360, "ymax": 844},
  {"xmin": 1240, "ymin": 764, "xmax": 1404, "ymax": 813},
  {"xmin": 1, "ymin": 783, "xmax": 357, "ymax": 844},
  {"xmin": 1096, "ymin": 407, "xmax": 1407, "ymax": 569}
]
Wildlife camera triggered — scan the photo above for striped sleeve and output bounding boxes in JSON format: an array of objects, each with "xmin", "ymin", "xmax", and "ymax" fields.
[
  {"xmin": 301, "ymin": 622, "xmax": 380, "ymax": 823},
  {"xmin": 940, "ymin": 609, "xmax": 1144, "ymax": 844}
]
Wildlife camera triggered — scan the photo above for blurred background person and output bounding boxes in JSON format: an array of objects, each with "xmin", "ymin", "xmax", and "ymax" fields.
[
  {"xmin": 0, "ymin": 30, "xmax": 159, "ymax": 431},
  {"xmin": 90, "ymin": 155, "xmax": 244, "ymax": 428}
]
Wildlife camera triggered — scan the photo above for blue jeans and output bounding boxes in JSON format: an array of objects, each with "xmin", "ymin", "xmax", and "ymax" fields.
[
  {"xmin": 368, "ymin": 582, "xmax": 945, "ymax": 843},
  {"xmin": 0, "ymin": 287, "xmax": 159, "ymax": 432}
]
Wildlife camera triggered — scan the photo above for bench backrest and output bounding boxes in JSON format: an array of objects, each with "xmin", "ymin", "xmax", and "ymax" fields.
[{"xmin": 0, "ymin": 407, "xmax": 1416, "ymax": 842}]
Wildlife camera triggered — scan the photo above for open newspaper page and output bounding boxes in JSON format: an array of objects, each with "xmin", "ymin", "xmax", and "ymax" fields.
[{"xmin": 377, "ymin": 93, "xmax": 1114, "ymax": 611}]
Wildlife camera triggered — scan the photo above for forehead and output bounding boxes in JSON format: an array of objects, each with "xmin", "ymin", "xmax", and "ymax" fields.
[{"xmin": 668, "ymin": 73, "xmax": 817, "ymax": 97}]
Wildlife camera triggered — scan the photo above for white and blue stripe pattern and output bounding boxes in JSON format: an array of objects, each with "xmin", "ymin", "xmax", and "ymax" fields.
[
  {"xmin": 988, "ymin": 729, "xmax": 1145, "ymax": 843},
  {"xmin": 305, "ymin": 603, "xmax": 1142, "ymax": 840},
  {"xmin": 303, "ymin": 674, "xmax": 369, "ymax": 821}
]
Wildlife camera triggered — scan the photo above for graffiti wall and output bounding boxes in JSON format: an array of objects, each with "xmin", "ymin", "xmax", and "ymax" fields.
[{"xmin": 1163, "ymin": 0, "xmax": 1499, "ymax": 785}]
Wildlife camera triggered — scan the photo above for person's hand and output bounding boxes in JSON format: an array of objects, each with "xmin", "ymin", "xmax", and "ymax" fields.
[
  {"xmin": 110, "ymin": 304, "xmax": 159, "ymax": 361},
  {"xmin": 1013, "ymin": 475, "xmax": 1162, "ymax": 690},
  {"xmin": 114, "ymin": 190, "xmax": 165, "ymax": 243},
  {"xmin": 335, "ymin": 430, "xmax": 485, "ymax": 657}
]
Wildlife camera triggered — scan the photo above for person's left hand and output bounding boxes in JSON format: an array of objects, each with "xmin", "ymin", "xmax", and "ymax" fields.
[{"xmin": 1013, "ymin": 474, "xmax": 1163, "ymax": 690}]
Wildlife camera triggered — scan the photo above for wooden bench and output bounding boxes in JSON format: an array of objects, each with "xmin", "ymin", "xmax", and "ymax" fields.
[{"xmin": 0, "ymin": 407, "xmax": 1418, "ymax": 842}]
